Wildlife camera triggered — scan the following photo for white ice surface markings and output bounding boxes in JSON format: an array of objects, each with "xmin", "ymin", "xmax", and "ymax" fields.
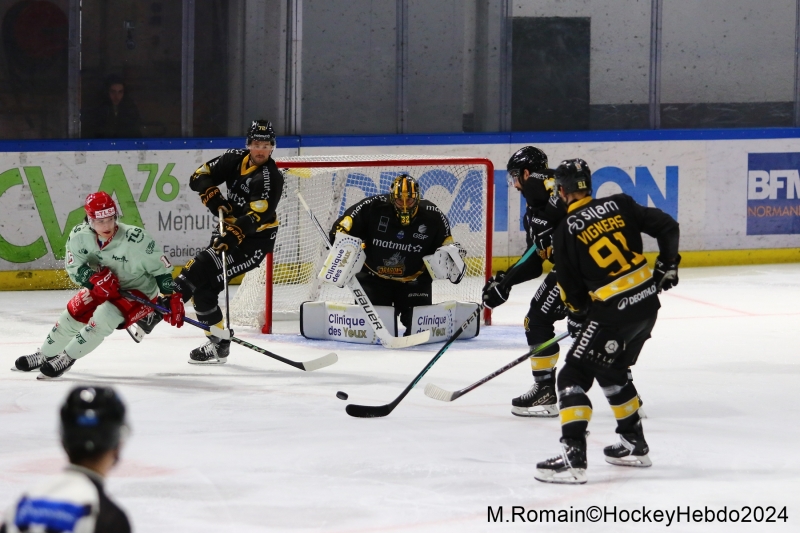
[{"xmin": 0, "ymin": 264, "xmax": 799, "ymax": 532}]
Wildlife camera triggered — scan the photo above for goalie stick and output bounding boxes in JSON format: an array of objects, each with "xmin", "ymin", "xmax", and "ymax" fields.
[
  {"xmin": 120, "ymin": 291, "xmax": 337, "ymax": 372},
  {"xmin": 296, "ymin": 191, "xmax": 431, "ymax": 349},
  {"xmin": 424, "ymin": 331, "xmax": 570, "ymax": 402},
  {"xmin": 343, "ymin": 244, "xmax": 541, "ymax": 418}
]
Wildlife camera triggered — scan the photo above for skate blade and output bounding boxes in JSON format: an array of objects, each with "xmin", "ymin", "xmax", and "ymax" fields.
[
  {"xmin": 187, "ymin": 358, "xmax": 228, "ymax": 365},
  {"xmin": 534, "ymin": 467, "xmax": 587, "ymax": 484},
  {"xmin": 36, "ymin": 372, "xmax": 60, "ymax": 380},
  {"xmin": 511, "ymin": 405, "xmax": 559, "ymax": 418},
  {"xmin": 605, "ymin": 454, "xmax": 652, "ymax": 467}
]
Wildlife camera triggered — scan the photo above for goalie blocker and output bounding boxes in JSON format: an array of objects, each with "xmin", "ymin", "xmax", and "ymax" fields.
[
  {"xmin": 301, "ymin": 300, "xmax": 479, "ymax": 345},
  {"xmin": 318, "ymin": 233, "xmax": 367, "ymax": 288}
]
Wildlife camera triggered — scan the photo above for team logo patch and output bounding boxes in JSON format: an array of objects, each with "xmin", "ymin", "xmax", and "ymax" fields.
[
  {"xmin": 397, "ymin": 230, "xmax": 405, "ymax": 239},
  {"xmin": 378, "ymin": 252, "xmax": 406, "ymax": 276}
]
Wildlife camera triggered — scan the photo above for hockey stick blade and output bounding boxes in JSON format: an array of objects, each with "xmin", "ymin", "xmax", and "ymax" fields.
[
  {"xmin": 380, "ymin": 330, "xmax": 431, "ymax": 349},
  {"xmin": 345, "ymin": 403, "xmax": 394, "ymax": 418},
  {"xmin": 423, "ymin": 383, "xmax": 459, "ymax": 402},
  {"xmin": 424, "ymin": 331, "xmax": 570, "ymax": 402},
  {"xmin": 120, "ymin": 291, "xmax": 337, "ymax": 372}
]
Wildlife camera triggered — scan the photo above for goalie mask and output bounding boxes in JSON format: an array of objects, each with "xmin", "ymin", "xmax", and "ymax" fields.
[
  {"xmin": 84, "ymin": 192, "xmax": 119, "ymax": 235},
  {"xmin": 389, "ymin": 174, "xmax": 420, "ymax": 226}
]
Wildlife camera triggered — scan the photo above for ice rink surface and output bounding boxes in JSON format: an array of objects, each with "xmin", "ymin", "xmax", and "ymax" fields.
[{"xmin": 1, "ymin": 264, "xmax": 799, "ymax": 532}]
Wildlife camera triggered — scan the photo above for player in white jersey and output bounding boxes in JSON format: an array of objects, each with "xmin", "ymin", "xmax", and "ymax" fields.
[
  {"xmin": 1, "ymin": 386, "xmax": 131, "ymax": 533},
  {"xmin": 12, "ymin": 192, "xmax": 185, "ymax": 379}
]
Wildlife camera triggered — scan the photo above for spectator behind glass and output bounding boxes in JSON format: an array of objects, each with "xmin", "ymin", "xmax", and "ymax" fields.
[{"xmin": 83, "ymin": 75, "xmax": 142, "ymax": 139}]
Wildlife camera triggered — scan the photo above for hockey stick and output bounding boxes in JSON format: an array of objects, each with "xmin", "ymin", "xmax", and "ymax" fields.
[
  {"xmin": 120, "ymin": 291, "xmax": 337, "ymax": 371},
  {"xmin": 219, "ymin": 208, "xmax": 231, "ymax": 330},
  {"xmin": 343, "ymin": 244, "xmax": 540, "ymax": 418},
  {"xmin": 296, "ymin": 191, "xmax": 431, "ymax": 349},
  {"xmin": 424, "ymin": 331, "xmax": 570, "ymax": 402}
]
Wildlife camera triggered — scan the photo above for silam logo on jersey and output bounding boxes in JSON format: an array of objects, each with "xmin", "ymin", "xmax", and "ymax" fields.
[
  {"xmin": 746, "ymin": 153, "xmax": 800, "ymax": 235},
  {"xmin": 566, "ymin": 200, "xmax": 620, "ymax": 235}
]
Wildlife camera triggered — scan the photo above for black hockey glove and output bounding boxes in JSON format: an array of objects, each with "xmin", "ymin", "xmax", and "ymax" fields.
[
  {"xmin": 534, "ymin": 227, "xmax": 554, "ymax": 260},
  {"xmin": 566, "ymin": 311, "xmax": 584, "ymax": 339},
  {"xmin": 654, "ymin": 253, "xmax": 681, "ymax": 292},
  {"xmin": 200, "ymin": 186, "xmax": 233, "ymax": 216},
  {"xmin": 482, "ymin": 271, "xmax": 511, "ymax": 309},
  {"xmin": 212, "ymin": 223, "xmax": 245, "ymax": 254}
]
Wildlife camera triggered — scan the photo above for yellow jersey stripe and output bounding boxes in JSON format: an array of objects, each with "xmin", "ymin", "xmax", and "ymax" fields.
[{"xmin": 590, "ymin": 264, "xmax": 653, "ymax": 302}]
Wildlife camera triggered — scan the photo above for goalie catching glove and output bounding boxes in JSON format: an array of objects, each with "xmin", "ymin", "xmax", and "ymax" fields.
[
  {"xmin": 318, "ymin": 233, "xmax": 367, "ymax": 288},
  {"xmin": 423, "ymin": 243, "xmax": 467, "ymax": 284}
]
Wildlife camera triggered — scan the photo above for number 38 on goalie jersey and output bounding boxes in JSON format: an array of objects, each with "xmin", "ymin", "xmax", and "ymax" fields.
[
  {"xmin": 552, "ymin": 193, "xmax": 679, "ymax": 325},
  {"xmin": 329, "ymin": 194, "xmax": 456, "ymax": 282}
]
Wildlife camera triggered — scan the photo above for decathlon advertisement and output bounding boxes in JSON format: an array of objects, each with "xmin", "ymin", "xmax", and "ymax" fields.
[{"xmin": 2, "ymin": 132, "xmax": 800, "ymax": 277}]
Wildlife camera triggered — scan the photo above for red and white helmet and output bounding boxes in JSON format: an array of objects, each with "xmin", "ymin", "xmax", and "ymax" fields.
[
  {"xmin": 84, "ymin": 192, "xmax": 118, "ymax": 220},
  {"xmin": 84, "ymin": 192, "xmax": 119, "ymax": 234}
]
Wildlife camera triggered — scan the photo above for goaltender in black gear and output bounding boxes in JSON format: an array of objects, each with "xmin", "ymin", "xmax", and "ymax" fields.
[
  {"xmin": 1, "ymin": 386, "xmax": 131, "ymax": 532},
  {"xmin": 138, "ymin": 119, "xmax": 284, "ymax": 364},
  {"xmin": 534, "ymin": 158, "xmax": 680, "ymax": 485},
  {"xmin": 329, "ymin": 174, "xmax": 465, "ymax": 332}
]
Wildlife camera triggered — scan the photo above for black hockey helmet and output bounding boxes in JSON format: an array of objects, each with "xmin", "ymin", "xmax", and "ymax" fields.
[
  {"xmin": 389, "ymin": 173, "xmax": 420, "ymax": 226},
  {"xmin": 246, "ymin": 119, "xmax": 276, "ymax": 146},
  {"xmin": 60, "ymin": 386, "xmax": 128, "ymax": 457},
  {"xmin": 554, "ymin": 158, "xmax": 592, "ymax": 195},
  {"xmin": 506, "ymin": 146, "xmax": 548, "ymax": 184}
]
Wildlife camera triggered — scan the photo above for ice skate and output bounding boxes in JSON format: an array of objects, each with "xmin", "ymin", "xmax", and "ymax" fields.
[
  {"xmin": 38, "ymin": 352, "xmax": 76, "ymax": 380},
  {"xmin": 534, "ymin": 437, "xmax": 588, "ymax": 484},
  {"xmin": 511, "ymin": 381, "xmax": 558, "ymax": 417},
  {"xmin": 604, "ymin": 432, "xmax": 652, "ymax": 467},
  {"xmin": 13, "ymin": 348, "xmax": 46, "ymax": 372},
  {"xmin": 189, "ymin": 337, "xmax": 230, "ymax": 365}
]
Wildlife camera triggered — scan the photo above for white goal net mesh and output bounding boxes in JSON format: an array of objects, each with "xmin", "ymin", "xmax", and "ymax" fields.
[{"xmin": 229, "ymin": 155, "xmax": 492, "ymax": 329}]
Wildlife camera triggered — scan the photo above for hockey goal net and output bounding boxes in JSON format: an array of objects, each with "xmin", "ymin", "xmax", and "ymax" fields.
[{"xmin": 229, "ymin": 155, "xmax": 494, "ymax": 333}]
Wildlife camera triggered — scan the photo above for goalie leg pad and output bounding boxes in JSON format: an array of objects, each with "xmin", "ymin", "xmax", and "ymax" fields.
[
  {"xmin": 319, "ymin": 233, "xmax": 366, "ymax": 288},
  {"xmin": 300, "ymin": 301, "xmax": 397, "ymax": 343},
  {"xmin": 423, "ymin": 245, "xmax": 466, "ymax": 284},
  {"xmin": 407, "ymin": 301, "xmax": 480, "ymax": 343}
]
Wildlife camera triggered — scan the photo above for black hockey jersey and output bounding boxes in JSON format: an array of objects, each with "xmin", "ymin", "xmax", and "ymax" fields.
[
  {"xmin": 0, "ymin": 465, "xmax": 131, "ymax": 533},
  {"xmin": 329, "ymin": 195, "xmax": 454, "ymax": 282},
  {"xmin": 552, "ymin": 193, "xmax": 679, "ymax": 325},
  {"xmin": 513, "ymin": 169, "xmax": 568, "ymax": 285},
  {"xmin": 189, "ymin": 149, "xmax": 284, "ymax": 239}
]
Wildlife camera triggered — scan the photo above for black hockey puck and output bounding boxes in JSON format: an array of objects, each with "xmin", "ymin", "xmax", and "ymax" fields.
[{"xmin": 336, "ymin": 391, "xmax": 348, "ymax": 401}]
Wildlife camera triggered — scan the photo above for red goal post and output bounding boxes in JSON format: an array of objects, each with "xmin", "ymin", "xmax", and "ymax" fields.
[{"xmin": 229, "ymin": 155, "xmax": 494, "ymax": 333}]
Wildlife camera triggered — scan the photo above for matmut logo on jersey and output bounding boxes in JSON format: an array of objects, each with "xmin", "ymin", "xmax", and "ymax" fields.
[{"xmin": 747, "ymin": 153, "xmax": 800, "ymax": 235}]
